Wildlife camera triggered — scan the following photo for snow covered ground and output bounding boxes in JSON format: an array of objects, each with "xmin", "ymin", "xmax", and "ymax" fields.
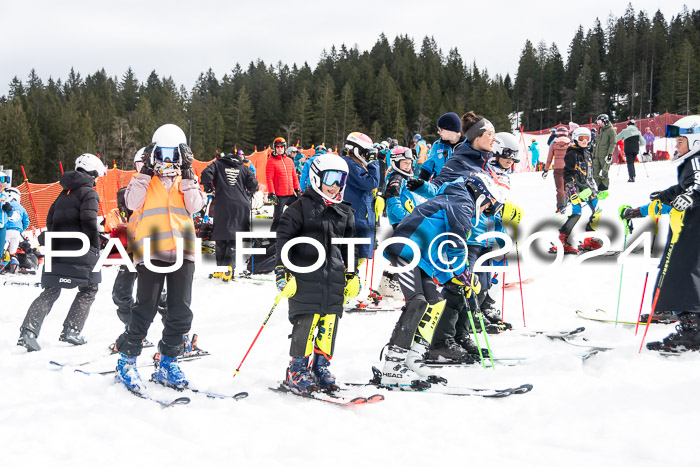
[{"xmin": 3, "ymin": 159, "xmax": 699, "ymax": 467}]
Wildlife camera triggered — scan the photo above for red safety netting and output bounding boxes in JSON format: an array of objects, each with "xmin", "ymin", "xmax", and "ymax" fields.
[{"xmin": 523, "ymin": 112, "xmax": 684, "ymax": 137}]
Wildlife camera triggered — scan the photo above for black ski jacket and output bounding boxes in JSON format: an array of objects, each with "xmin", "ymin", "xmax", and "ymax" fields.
[
  {"xmin": 42, "ymin": 170, "xmax": 101, "ymax": 288},
  {"xmin": 654, "ymin": 154, "xmax": 700, "ymax": 312},
  {"xmin": 200, "ymin": 154, "xmax": 259, "ymax": 241},
  {"xmin": 563, "ymin": 144, "xmax": 598, "ymax": 195},
  {"xmin": 274, "ymin": 190, "xmax": 356, "ymax": 320}
]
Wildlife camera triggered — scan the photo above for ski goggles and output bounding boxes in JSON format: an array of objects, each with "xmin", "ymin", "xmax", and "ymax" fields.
[
  {"xmin": 0, "ymin": 174, "xmax": 10, "ymax": 184},
  {"xmin": 154, "ymin": 147, "xmax": 180, "ymax": 164},
  {"xmin": 499, "ymin": 148, "xmax": 520, "ymax": 162},
  {"xmin": 321, "ymin": 170, "xmax": 348, "ymax": 188},
  {"xmin": 666, "ymin": 124, "xmax": 700, "ymax": 138},
  {"xmin": 576, "ymin": 135, "xmax": 591, "ymax": 143}
]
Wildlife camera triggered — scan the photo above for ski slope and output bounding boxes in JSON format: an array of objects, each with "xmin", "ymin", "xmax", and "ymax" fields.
[{"xmin": 2, "ymin": 159, "xmax": 698, "ymax": 467}]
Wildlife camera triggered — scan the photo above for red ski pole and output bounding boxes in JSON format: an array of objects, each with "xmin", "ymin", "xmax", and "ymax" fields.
[
  {"xmin": 233, "ymin": 293, "xmax": 284, "ymax": 378},
  {"xmin": 634, "ymin": 201, "xmax": 661, "ymax": 336},
  {"xmin": 501, "ymin": 254, "xmax": 506, "ymax": 324}
]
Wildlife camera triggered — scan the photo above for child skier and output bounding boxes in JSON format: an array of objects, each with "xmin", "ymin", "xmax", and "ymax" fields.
[
  {"xmin": 645, "ymin": 115, "xmax": 700, "ymax": 351},
  {"xmin": 379, "ymin": 173, "xmax": 505, "ymax": 387},
  {"xmin": 549, "ymin": 127, "xmax": 602, "ymax": 254},
  {"xmin": 274, "ymin": 154, "xmax": 357, "ymax": 393}
]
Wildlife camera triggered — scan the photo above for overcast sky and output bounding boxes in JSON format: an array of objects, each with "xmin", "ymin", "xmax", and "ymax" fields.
[{"xmin": 1, "ymin": 0, "xmax": 693, "ymax": 97}]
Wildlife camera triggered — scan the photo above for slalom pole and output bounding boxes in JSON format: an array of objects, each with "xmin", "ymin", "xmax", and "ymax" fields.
[
  {"xmin": 501, "ymin": 254, "xmax": 506, "ymax": 324},
  {"xmin": 614, "ymin": 205, "xmax": 631, "ymax": 326},
  {"xmin": 634, "ymin": 200, "xmax": 662, "ymax": 336},
  {"xmin": 515, "ymin": 242, "xmax": 526, "ymax": 327},
  {"xmin": 639, "ymin": 209, "xmax": 685, "ymax": 353},
  {"xmin": 59, "ymin": 161, "xmax": 64, "ymax": 175},
  {"xmin": 20, "ymin": 166, "xmax": 39, "ymax": 227},
  {"xmin": 233, "ymin": 292, "xmax": 284, "ymax": 377}
]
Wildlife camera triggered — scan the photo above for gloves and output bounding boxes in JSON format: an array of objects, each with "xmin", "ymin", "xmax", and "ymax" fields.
[
  {"xmin": 179, "ymin": 143, "xmax": 195, "ymax": 179},
  {"xmin": 344, "ymin": 271, "xmax": 360, "ymax": 300},
  {"xmin": 406, "ymin": 178, "xmax": 424, "ymax": 192},
  {"xmin": 141, "ymin": 142, "xmax": 156, "ymax": 176},
  {"xmin": 605, "ymin": 155, "xmax": 612, "ymax": 164},
  {"xmin": 566, "ymin": 182, "xmax": 577, "ymax": 199},
  {"xmin": 2, "ymin": 202, "xmax": 12, "ymax": 212},
  {"xmin": 294, "ymin": 189, "xmax": 301, "ymax": 198},
  {"xmin": 374, "ymin": 196, "xmax": 385, "ymax": 222},
  {"xmin": 367, "ymin": 148, "xmax": 378, "ymax": 162},
  {"xmin": 542, "ymin": 171, "xmax": 548, "ymax": 179},
  {"xmin": 275, "ymin": 265, "xmax": 296, "ymax": 297},
  {"xmin": 451, "ymin": 271, "xmax": 481, "ymax": 297},
  {"xmin": 672, "ymin": 193, "xmax": 693, "ymax": 211},
  {"xmin": 269, "ymin": 193, "xmax": 278, "ymax": 205},
  {"xmin": 650, "ymin": 191, "xmax": 663, "ymax": 201}
]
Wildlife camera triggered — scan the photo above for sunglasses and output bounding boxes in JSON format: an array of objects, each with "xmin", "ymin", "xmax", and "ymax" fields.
[
  {"xmin": 666, "ymin": 124, "xmax": 700, "ymax": 138},
  {"xmin": 321, "ymin": 170, "xmax": 348, "ymax": 188},
  {"xmin": 154, "ymin": 147, "xmax": 180, "ymax": 163}
]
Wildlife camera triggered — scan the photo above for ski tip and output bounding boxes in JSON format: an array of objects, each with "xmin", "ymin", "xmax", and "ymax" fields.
[
  {"xmin": 346, "ymin": 397, "xmax": 368, "ymax": 404},
  {"xmin": 171, "ymin": 397, "xmax": 191, "ymax": 406},
  {"xmin": 366, "ymin": 394, "xmax": 385, "ymax": 403},
  {"xmin": 233, "ymin": 391, "xmax": 249, "ymax": 400}
]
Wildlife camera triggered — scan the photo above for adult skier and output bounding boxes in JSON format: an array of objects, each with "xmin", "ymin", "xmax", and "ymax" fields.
[
  {"xmin": 645, "ymin": 115, "xmax": 700, "ymax": 351},
  {"xmin": 543, "ymin": 126, "xmax": 571, "ymax": 213},
  {"xmin": 17, "ymin": 154, "xmax": 106, "ymax": 352},
  {"xmin": 266, "ymin": 137, "xmax": 301, "ymax": 232},
  {"xmin": 201, "ymin": 151, "xmax": 259, "ymax": 281},
  {"xmin": 273, "ymin": 154, "xmax": 357, "ymax": 393},
  {"xmin": 378, "ymin": 173, "xmax": 504, "ymax": 387},
  {"xmin": 418, "ymin": 112, "xmax": 465, "ymax": 181},
  {"xmin": 592, "ymin": 113, "xmax": 617, "ymax": 191},
  {"xmin": 616, "ymin": 120, "xmax": 646, "ymax": 182},
  {"xmin": 549, "ymin": 127, "xmax": 602, "ymax": 254},
  {"xmin": 114, "ymin": 124, "xmax": 206, "ymax": 390}
]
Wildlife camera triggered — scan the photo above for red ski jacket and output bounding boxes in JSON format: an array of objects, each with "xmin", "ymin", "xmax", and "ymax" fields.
[{"xmin": 266, "ymin": 154, "xmax": 300, "ymax": 196}]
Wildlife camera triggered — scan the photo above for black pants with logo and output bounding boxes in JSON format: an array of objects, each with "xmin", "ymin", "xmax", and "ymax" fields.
[{"xmin": 21, "ymin": 284, "xmax": 99, "ymax": 335}]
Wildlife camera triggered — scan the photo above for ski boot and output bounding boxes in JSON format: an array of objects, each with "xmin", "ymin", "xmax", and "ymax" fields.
[
  {"xmin": 59, "ymin": 326, "xmax": 87, "ymax": 346},
  {"xmin": 425, "ymin": 338, "xmax": 473, "ymax": 363},
  {"xmin": 455, "ymin": 335, "xmax": 489, "ymax": 360},
  {"xmin": 620, "ymin": 207, "xmax": 643, "ymax": 220},
  {"xmin": 222, "ymin": 266, "xmax": 233, "ymax": 282},
  {"xmin": 17, "ymin": 327, "xmax": 41, "ymax": 352},
  {"xmin": 7, "ymin": 255, "xmax": 19, "ymax": 274},
  {"xmin": 285, "ymin": 356, "xmax": 318, "ymax": 393},
  {"xmin": 377, "ymin": 272, "xmax": 403, "ymax": 300},
  {"xmin": 480, "ymin": 294, "xmax": 512, "ymax": 330},
  {"xmin": 210, "ymin": 271, "xmax": 223, "ymax": 279},
  {"xmin": 549, "ymin": 233, "xmax": 579, "ymax": 254},
  {"xmin": 579, "ymin": 236, "xmax": 603, "ymax": 252},
  {"xmin": 640, "ymin": 311, "xmax": 678, "ymax": 324},
  {"xmin": 380, "ymin": 344, "xmax": 430, "ymax": 388},
  {"xmin": 647, "ymin": 313, "xmax": 700, "ymax": 352},
  {"xmin": 311, "ymin": 353, "xmax": 338, "ymax": 392},
  {"xmin": 115, "ymin": 353, "xmax": 144, "ymax": 392},
  {"xmin": 151, "ymin": 355, "xmax": 189, "ymax": 389},
  {"xmin": 406, "ymin": 340, "xmax": 449, "ymax": 381}
]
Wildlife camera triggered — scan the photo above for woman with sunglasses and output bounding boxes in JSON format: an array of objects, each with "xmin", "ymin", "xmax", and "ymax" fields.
[
  {"xmin": 646, "ymin": 115, "xmax": 700, "ymax": 352},
  {"xmin": 114, "ymin": 124, "xmax": 206, "ymax": 392},
  {"xmin": 273, "ymin": 154, "xmax": 357, "ymax": 394},
  {"xmin": 549, "ymin": 126, "xmax": 602, "ymax": 254}
]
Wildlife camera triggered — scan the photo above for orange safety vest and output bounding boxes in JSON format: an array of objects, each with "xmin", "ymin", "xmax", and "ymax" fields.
[
  {"xmin": 127, "ymin": 176, "xmax": 196, "ymax": 264},
  {"xmin": 415, "ymin": 142, "xmax": 428, "ymax": 163}
]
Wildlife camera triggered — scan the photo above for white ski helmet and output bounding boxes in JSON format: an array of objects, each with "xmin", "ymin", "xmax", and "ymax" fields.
[
  {"xmin": 75, "ymin": 153, "xmax": 107, "ymax": 177},
  {"xmin": 466, "ymin": 173, "xmax": 505, "ymax": 217},
  {"xmin": 571, "ymin": 127, "xmax": 592, "ymax": 146},
  {"xmin": 389, "ymin": 146, "xmax": 415, "ymax": 177},
  {"xmin": 309, "ymin": 154, "xmax": 350, "ymax": 204},
  {"xmin": 3, "ymin": 187, "xmax": 20, "ymax": 203},
  {"xmin": 344, "ymin": 132, "xmax": 374, "ymax": 167},
  {"xmin": 493, "ymin": 132, "xmax": 520, "ymax": 162},
  {"xmin": 133, "ymin": 146, "xmax": 146, "ymax": 172},
  {"xmin": 667, "ymin": 115, "xmax": 700, "ymax": 163},
  {"xmin": 151, "ymin": 124, "xmax": 187, "ymax": 176}
]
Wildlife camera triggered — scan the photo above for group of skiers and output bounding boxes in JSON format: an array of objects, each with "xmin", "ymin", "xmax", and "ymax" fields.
[{"xmin": 10, "ymin": 110, "xmax": 700, "ymax": 395}]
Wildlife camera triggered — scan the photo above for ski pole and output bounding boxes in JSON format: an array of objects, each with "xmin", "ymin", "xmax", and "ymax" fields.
[
  {"xmin": 634, "ymin": 200, "xmax": 662, "ymax": 336},
  {"xmin": 614, "ymin": 205, "xmax": 631, "ymax": 326},
  {"xmin": 233, "ymin": 292, "xmax": 284, "ymax": 377},
  {"xmin": 639, "ymin": 209, "xmax": 685, "ymax": 353},
  {"xmin": 501, "ymin": 254, "xmax": 506, "ymax": 325}
]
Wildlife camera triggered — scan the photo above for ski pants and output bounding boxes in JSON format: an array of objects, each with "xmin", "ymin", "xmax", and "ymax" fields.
[
  {"xmin": 560, "ymin": 198, "xmax": 599, "ymax": 236},
  {"xmin": 112, "ymin": 264, "xmax": 137, "ymax": 325},
  {"xmin": 625, "ymin": 152, "xmax": 637, "ymax": 180},
  {"xmin": 271, "ymin": 195, "xmax": 297, "ymax": 232},
  {"xmin": 21, "ymin": 284, "xmax": 99, "ymax": 335},
  {"xmin": 115, "ymin": 260, "xmax": 194, "ymax": 358},
  {"xmin": 289, "ymin": 313, "xmax": 338, "ymax": 359},
  {"xmin": 592, "ymin": 154, "xmax": 611, "ymax": 190},
  {"xmin": 387, "ymin": 255, "xmax": 442, "ymax": 349},
  {"xmin": 215, "ymin": 239, "xmax": 236, "ymax": 269},
  {"xmin": 553, "ymin": 168, "xmax": 567, "ymax": 211},
  {"xmin": 5, "ymin": 229, "xmax": 21, "ymax": 255}
]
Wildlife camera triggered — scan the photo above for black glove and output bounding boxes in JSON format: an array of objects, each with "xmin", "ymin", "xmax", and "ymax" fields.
[
  {"xmin": 367, "ymin": 148, "xmax": 378, "ymax": 162},
  {"xmin": 294, "ymin": 189, "xmax": 301, "ymax": 198},
  {"xmin": 269, "ymin": 193, "xmax": 278, "ymax": 205},
  {"xmin": 2, "ymin": 202, "xmax": 12, "ymax": 212},
  {"xmin": 649, "ymin": 191, "xmax": 663, "ymax": 201},
  {"xmin": 141, "ymin": 142, "xmax": 156, "ymax": 176},
  {"xmin": 179, "ymin": 143, "xmax": 195, "ymax": 179},
  {"xmin": 406, "ymin": 178, "xmax": 424, "ymax": 191},
  {"xmin": 672, "ymin": 193, "xmax": 693, "ymax": 211},
  {"xmin": 542, "ymin": 171, "xmax": 548, "ymax": 179},
  {"xmin": 605, "ymin": 155, "xmax": 612, "ymax": 164}
]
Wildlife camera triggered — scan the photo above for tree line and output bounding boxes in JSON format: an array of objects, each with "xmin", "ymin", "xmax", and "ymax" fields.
[{"xmin": 0, "ymin": 4, "xmax": 698, "ymax": 183}]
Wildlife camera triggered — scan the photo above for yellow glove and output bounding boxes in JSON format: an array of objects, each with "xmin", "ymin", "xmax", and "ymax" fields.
[
  {"xmin": 375, "ymin": 196, "xmax": 385, "ymax": 222},
  {"xmin": 450, "ymin": 271, "xmax": 481, "ymax": 297},
  {"xmin": 344, "ymin": 272, "xmax": 360, "ymax": 300},
  {"xmin": 502, "ymin": 199, "xmax": 522, "ymax": 227},
  {"xmin": 280, "ymin": 276, "xmax": 297, "ymax": 298}
]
